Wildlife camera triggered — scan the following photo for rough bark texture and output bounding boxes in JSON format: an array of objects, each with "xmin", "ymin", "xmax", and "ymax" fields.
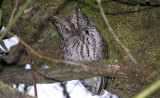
[{"xmin": 0, "ymin": 61, "xmax": 122, "ymax": 84}]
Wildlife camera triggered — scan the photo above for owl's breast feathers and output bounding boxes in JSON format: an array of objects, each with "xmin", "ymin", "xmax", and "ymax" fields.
[{"xmin": 63, "ymin": 26, "xmax": 108, "ymax": 62}]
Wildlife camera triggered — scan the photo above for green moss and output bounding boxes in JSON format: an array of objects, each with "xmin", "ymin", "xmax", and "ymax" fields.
[
  {"xmin": 0, "ymin": 81, "xmax": 33, "ymax": 98},
  {"xmin": 1, "ymin": 0, "xmax": 12, "ymax": 26},
  {"xmin": 0, "ymin": 82, "xmax": 14, "ymax": 90}
]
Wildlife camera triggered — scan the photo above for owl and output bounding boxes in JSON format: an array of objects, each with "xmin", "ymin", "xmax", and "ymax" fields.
[{"xmin": 49, "ymin": 4, "xmax": 108, "ymax": 95}]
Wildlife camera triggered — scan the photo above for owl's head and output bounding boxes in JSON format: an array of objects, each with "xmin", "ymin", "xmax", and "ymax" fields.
[
  {"xmin": 49, "ymin": 4, "xmax": 90, "ymax": 40},
  {"xmin": 70, "ymin": 4, "xmax": 89, "ymax": 29}
]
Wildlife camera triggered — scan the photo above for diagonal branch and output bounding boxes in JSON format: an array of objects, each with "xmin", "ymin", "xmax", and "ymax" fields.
[
  {"xmin": 97, "ymin": 0, "xmax": 138, "ymax": 64},
  {"xmin": 8, "ymin": 0, "xmax": 19, "ymax": 24}
]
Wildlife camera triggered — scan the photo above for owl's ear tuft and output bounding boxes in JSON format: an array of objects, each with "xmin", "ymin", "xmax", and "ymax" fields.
[{"xmin": 74, "ymin": 4, "xmax": 81, "ymax": 12}]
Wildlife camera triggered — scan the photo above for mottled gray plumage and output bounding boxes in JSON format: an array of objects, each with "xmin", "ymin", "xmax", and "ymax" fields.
[{"xmin": 49, "ymin": 4, "xmax": 108, "ymax": 95}]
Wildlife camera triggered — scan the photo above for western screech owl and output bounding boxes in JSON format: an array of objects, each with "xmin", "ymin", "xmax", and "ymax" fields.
[{"xmin": 49, "ymin": 4, "xmax": 108, "ymax": 95}]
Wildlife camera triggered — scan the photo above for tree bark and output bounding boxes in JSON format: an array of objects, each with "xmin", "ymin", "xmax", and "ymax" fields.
[{"xmin": 0, "ymin": 60, "xmax": 125, "ymax": 84}]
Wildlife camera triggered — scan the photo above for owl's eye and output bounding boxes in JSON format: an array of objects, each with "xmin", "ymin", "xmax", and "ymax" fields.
[
  {"xmin": 78, "ymin": 17, "xmax": 81, "ymax": 21},
  {"xmin": 75, "ymin": 17, "xmax": 81, "ymax": 21},
  {"xmin": 61, "ymin": 25, "xmax": 65, "ymax": 29}
]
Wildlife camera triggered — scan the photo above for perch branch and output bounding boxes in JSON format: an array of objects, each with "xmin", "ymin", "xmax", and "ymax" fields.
[
  {"xmin": 97, "ymin": 0, "xmax": 138, "ymax": 64},
  {"xmin": 0, "ymin": 61, "xmax": 123, "ymax": 84}
]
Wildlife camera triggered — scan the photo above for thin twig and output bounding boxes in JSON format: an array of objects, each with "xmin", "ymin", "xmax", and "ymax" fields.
[
  {"xmin": 8, "ymin": 0, "xmax": 19, "ymax": 24},
  {"xmin": 68, "ymin": 81, "xmax": 80, "ymax": 94},
  {"xmin": 31, "ymin": 70, "xmax": 38, "ymax": 97},
  {"xmin": 97, "ymin": 0, "xmax": 138, "ymax": 64},
  {"xmin": 15, "ymin": 23, "xmax": 38, "ymax": 97},
  {"xmin": 10, "ymin": 0, "xmax": 37, "ymax": 95}
]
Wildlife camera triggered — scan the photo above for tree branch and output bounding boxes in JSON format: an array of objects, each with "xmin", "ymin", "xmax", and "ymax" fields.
[{"xmin": 0, "ymin": 60, "xmax": 127, "ymax": 84}]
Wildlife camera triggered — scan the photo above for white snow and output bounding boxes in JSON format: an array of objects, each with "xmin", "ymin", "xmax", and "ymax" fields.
[{"xmin": 16, "ymin": 80, "xmax": 118, "ymax": 98}]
